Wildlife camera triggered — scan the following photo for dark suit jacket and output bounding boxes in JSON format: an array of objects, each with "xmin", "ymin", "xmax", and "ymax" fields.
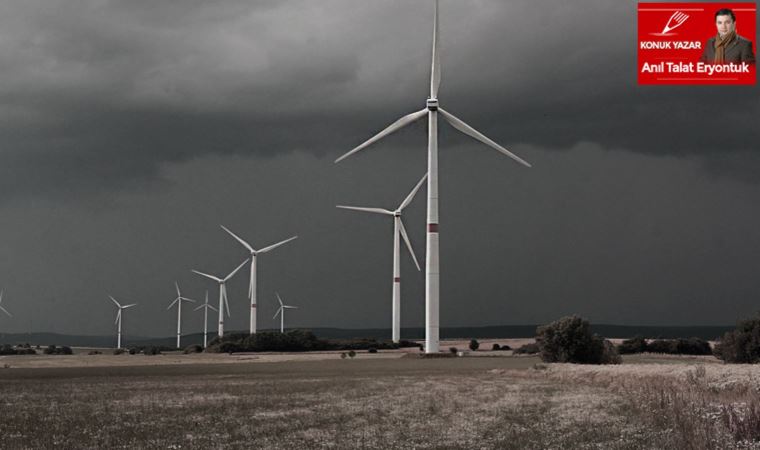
[{"xmin": 699, "ymin": 35, "xmax": 756, "ymax": 63}]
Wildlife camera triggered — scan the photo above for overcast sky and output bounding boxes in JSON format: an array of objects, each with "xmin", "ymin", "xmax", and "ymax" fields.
[{"xmin": 1, "ymin": 0, "xmax": 759, "ymax": 337}]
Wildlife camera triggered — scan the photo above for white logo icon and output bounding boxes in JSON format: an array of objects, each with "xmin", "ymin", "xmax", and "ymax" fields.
[{"xmin": 660, "ymin": 11, "xmax": 689, "ymax": 34}]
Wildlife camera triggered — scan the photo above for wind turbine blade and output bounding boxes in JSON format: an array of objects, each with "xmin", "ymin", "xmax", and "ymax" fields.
[
  {"xmin": 398, "ymin": 173, "xmax": 428, "ymax": 210},
  {"xmin": 334, "ymin": 109, "xmax": 427, "ymax": 163},
  {"xmin": 224, "ymin": 289, "xmax": 230, "ymax": 318},
  {"xmin": 193, "ymin": 304, "xmax": 205, "ymax": 312},
  {"xmin": 109, "ymin": 295, "xmax": 121, "ymax": 308},
  {"xmin": 257, "ymin": 236, "xmax": 298, "ymax": 254},
  {"xmin": 0, "ymin": 289, "xmax": 3, "ymax": 303},
  {"xmin": 0, "ymin": 305, "xmax": 12, "ymax": 317},
  {"xmin": 273, "ymin": 307, "xmax": 282, "ymax": 319},
  {"xmin": 192, "ymin": 270, "xmax": 223, "ymax": 283},
  {"xmin": 430, "ymin": 0, "xmax": 441, "ymax": 98},
  {"xmin": 284, "ymin": 305, "xmax": 298, "ymax": 309},
  {"xmin": 167, "ymin": 297, "xmax": 180, "ymax": 310},
  {"xmin": 208, "ymin": 304, "xmax": 218, "ymax": 312},
  {"xmin": 114, "ymin": 310, "xmax": 121, "ymax": 325},
  {"xmin": 175, "ymin": 281, "xmax": 181, "ymax": 298},
  {"xmin": 276, "ymin": 292, "xmax": 284, "ymax": 308},
  {"xmin": 181, "ymin": 297, "xmax": 196, "ymax": 303},
  {"xmin": 224, "ymin": 258, "xmax": 250, "ymax": 282},
  {"xmin": 220, "ymin": 224, "xmax": 254, "ymax": 253},
  {"xmin": 122, "ymin": 304, "xmax": 137, "ymax": 309},
  {"xmin": 439, "ymin": 108, "xmax": 531, "ymax": 168},
  {"xmin": 336, "ymin": 206, "xmax": 394, "ymax": 216},
  {"xmin": 398, "ymin": 219, "xmax": 421, "ymax": 271}
]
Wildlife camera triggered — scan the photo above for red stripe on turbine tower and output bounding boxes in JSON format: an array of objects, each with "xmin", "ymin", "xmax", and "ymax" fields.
[
  {"xmin": 428, "ymin": 223, "xmax": 439, "ymax": 233},
  {"xmin": 394, "ymin": 277, "xmax": 401, "ymax": 282}
]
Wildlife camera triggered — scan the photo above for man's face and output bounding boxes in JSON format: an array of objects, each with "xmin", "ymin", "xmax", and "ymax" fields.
[{"xmin": 715, "ymin": 14, "xmax": 736, "ymax": 37}]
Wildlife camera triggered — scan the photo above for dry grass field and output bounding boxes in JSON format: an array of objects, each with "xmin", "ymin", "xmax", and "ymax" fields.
[{"xmin": 1, "ymin": 347, "xmax": 759, "ymax": 449}]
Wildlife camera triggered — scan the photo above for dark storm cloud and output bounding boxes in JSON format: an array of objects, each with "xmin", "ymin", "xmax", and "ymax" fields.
[{"xmin": 1, "ymin": 0, "xmax": 758, "ymax": 203}]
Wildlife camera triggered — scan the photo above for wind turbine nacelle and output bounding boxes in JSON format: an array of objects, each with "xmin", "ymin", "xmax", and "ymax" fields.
[{"xmin": 426, "ymin": 98, "xmax": 438, "ymax": 111}]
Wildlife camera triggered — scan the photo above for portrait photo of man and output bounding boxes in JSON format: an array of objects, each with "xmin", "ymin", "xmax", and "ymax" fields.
[{"xmin": 699, "ymin": 8, "xmax": 756, "ymax": 63}]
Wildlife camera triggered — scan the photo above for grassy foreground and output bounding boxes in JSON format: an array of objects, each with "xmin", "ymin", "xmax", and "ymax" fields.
[{"xmin": 0, "ymin": 354, "xmax": 759, "ymax": 449}]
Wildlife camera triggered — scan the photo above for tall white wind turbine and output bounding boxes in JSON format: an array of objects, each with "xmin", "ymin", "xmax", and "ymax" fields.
[
  {"xmin": 273, "ymin": 292, "xmax": 298, "ymax": 333},
  {"xmin": 0, "ymin": 290, "xmax": 12, "ymax": 318},
  {"xmin": 220, "ymin": 225, "xmax": 297, "ymax": 335},
  {"xmin": 337, "ymin": 173, "xmax": 426, "ymax": 343},
  {"xmin": 167, "ymin": 282, "xmax": 196, "ymax": 349},
  {"xmin": 109, "ymin": 295, "xmax": 137, "ymax": 349},
  {"xmin": 194, "ymin": 290, "xmax": 217, "ymax": 348},
  {"xmin": 335, "ymin": 1, "xmax": 531, "ymax": 353},
  {"xmin": 192, "ymin": 259, "xmax": 249, "ymax": 337}
]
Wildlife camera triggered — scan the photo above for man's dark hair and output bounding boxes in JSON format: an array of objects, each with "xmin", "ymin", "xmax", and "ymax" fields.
[{"xmin": 715, "ymin": 8, "xmax": 736, "ymax": 22}]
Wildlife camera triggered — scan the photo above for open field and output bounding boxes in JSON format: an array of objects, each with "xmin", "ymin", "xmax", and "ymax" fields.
[{"xmin": 1, "ymin": 349, "xmax": 759, "ymax": 449}]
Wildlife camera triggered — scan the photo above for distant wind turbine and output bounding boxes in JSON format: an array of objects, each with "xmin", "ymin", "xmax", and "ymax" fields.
[
  {"xmin": 337, "ymin": 173, "xmax": 426, "ymax": 342},
  {"xmin": 335, "ymin": 1, "xmax": 531, "ymax": 353},
  {"xmin": 273, "ymin": 292, "xmax": 298, "ymax": 333},
  {"xmin": 192, "ymin": 259, "xmax": 249, "ymax": 337},
  {"xmin": 167, "ymin": 282, "xmax": 196, "ymax": 349},
  {"xmin": 220, "ymin": 225, "xmax": 297, "ymax": 335},
  {"xmin": 109, "ymin": 295, "xmax": 136, "ymax": 349},
  {"xmin": 194, "ymin": 290, "xmax": 217, "ymax": 348},
  {"xmin": 0, "ymin": 290, "xmax": 12, "ymax": 318}
]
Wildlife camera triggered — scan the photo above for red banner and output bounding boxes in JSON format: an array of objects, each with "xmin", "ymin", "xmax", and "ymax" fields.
[{"xmin": 638, "ymin": 3, "xmax": 756, "ymax": 84}]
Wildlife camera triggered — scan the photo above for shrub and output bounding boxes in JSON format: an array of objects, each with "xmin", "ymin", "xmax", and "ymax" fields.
[
  {"xmin": 469, "ymin": 339, "xmax": 480, "ymax": 351},
  {"xmin": 128, "ymin": 348, "xmax": 137, "ymax": 355},
  {"xmin": 714, "ymin": 315, "xmax": 760, "ymax": 363},
  {"xmin": 618, "ymin": 335, "xmax": 648, "ymax": 354},
  {"xmin": 499, "ymin": 344, "xmax": 512, "ymax": 351},
  {"xmin": 112, "ymin": 349, "xmax": 124, "ymax": 355},
  {"xmin": 367, "ymin": 347, "xmax": 378, "ymax": 354},
  {"xmin": 646, "ymin": 338, "xmax": 712, "ymax": 356},
  {"xmin": 0, "ymin": 344, "xmax": 36, "ymax": 355},
  {"xmin": 183, "ymin": 344, "xmax": 203, "ymax": 354},
  {"xmin": 348, "ymin": 350, "xmax": 356, "ymax": 358},
  {"xmin": 492, "ymin": 343, "xmax": 501, "ymax": 351},
  {"xmin": 143, "ymin": 346, "xmax": 161, "ymax": 355},
  {"xmin": 449, "ymin": 347, "xmax": 458, "ymax": 354},
  {"xmin": 513, "ymin": 343, "xmax": 539, "ymax": 354},
  {"xmin": 42, "ymin": 345, "xmax": 72, "ymax": 355},
  {"xmin": 536, "ymin": 315, "xmax": 620, "ymax": 364},
  {"xmin": 340, "ymin": 353, "xmax": 347, "ymax": 359}
]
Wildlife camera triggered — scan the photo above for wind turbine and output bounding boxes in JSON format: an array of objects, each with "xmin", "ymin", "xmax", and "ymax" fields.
[
  {"xmin": 167, "ymin": 282, "xmax": 196, "ymax": 349},
  {"xmin": 0, "ymin": 290, "xmax": 12, "ymax": 318},
  {"xmin": 337, "ymin": 173, "xmax": 426, "ymax": 343},
  {"xmin": 273, "ymin": 292, "xmax": 298, "ymax": 333},
  {"xmin": 220, "ymin": 225, "xmax": 297, "ymax": 335},
  {"xmin": 109, "ymin": 295, "xmax": 136, "ymax": 349},
  {"xmin": 192, "ymin": 259, "xmax": 249, "ymax": 337},
  {"xmin": 194, "ymin": 290, "xmax": 217, "ymax": 348},
  {"xmin": 335, "ymin": 1, "xmax": 531, "ymax": 353}
]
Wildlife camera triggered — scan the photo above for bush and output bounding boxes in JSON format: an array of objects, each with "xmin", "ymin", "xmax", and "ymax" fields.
[
  {"xmin": 43, "ymin": 345, "xmax": 73, "ymax": 355},
  {"xmin": 618, "ymin": 335, "xmax": 648, "ymax": 354},
  {"xmin": 367, "ymin": 347, "xmax": 378, "ymax": 354},
  {"xmin": 536, "ymin": 315, "xmax": 620, "ymax": 364},
  {"xmin": 112, "ymin": 349, "xmax": 125, "ymax": 355},
  {"xmin": 143, "ymin": 346, "xmax": 161, "ymax": 356},
  {"xmin": 348, "ymin": 350, "xmax": 356, "ymax": 358},
  {"xmin": 646, "ymin": 338, "xmax": 712, "ymax": 356},
  {"xmin": 499, "ymin": 344, "xmax": 512, "ymax": 351},
  {"xmin": 128, "ymin": 348, "xmax": 137, "ymax": 355},
  {"xmin": 0, "ymin": 344, "xmax": 37, "ymax": 355},
  {"xmin": 449, "ymin": 347, "xmax": 458, "ymax": 354},
  {"xmin": 714, "ymin": 315, "xmax": 760, "ymax": 363},
  {"xmin": 183, "ymin": 344, "xmax": 203, "ymax": 354},
  {"xmin": 492, "ymin": 343, "xmax": 501, "ymax": 351},
  {"xmin": 513, "ymin": 343, "xmax": 539, "ymax": 354},
  {"xmin": 469, "ymin": 339, "xmax": 480, "ymax": 351}
]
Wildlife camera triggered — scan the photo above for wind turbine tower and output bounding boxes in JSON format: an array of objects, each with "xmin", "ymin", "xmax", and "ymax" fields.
[
  {"xmin": 167, "ymin": 282, "xmax": 196, "ymax": 348},
  {"xmin": 194, "ymin": 290, "xmax": 217, "ymax": 348},
  {"xmin": 273, "ymin": 292, "xmax": 298, "ymax": 333},
  {"xmin": 109, "ymin": 295, "xmax": 136, "ymax": 349},
  {"xmin": 192, "ymin": 259, "xmax": 249, "ymax": 337},
  {"xmin": 220, "ymin": 226, "xmax": 297, "ymax": 335},
  {"xmin": 337, "ymin": 173, "xmax": 426, "ymax": 342},
  {"xmin": 335, "ymin": 1, "xmax": 531, "ymax": 353}
]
